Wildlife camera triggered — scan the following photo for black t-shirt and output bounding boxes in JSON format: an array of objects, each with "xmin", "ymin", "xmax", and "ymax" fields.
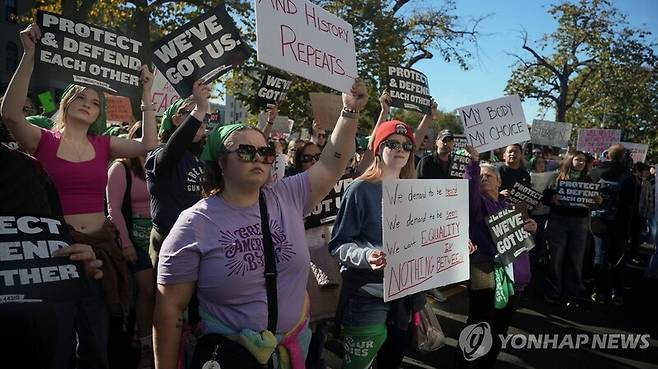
[{"xmin": 499, "ymin": 164, "xmax": 531, "ymax": 191}]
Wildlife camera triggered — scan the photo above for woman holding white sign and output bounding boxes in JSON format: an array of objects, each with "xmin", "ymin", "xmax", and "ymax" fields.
[
  {"xmin": 1, "ymin": 23, "xmax": 157, "ymax": 369},
  {"xmin": 457, "ymin": 145, "xmax": 537, "ymax": 369},
  {"xmin": 153, "ymin": 80, "xmax": 368, "ymax": 369},
  {"xmin": 329, "ymin": 120, "xmax": 425, "ymax": 369}
]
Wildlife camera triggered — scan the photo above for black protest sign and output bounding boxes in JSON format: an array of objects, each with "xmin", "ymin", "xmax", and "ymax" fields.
[
  {"xmin": 255, "ymin": 70, "xmax": 292, "ymax": 107},
  {"xmin": 152, "ymin": 5, "xmax": 249, "ymax": 98},
  {"xmin": 305, "ymin": 174, "xmax": 357, "ymax": 229},
  {"xmin": 449, "ymin": 152, "xmax": 471, "ymax": 178},
  {"xmin": 556, "ymin": 180, "xmax": 600, "ymax": 208},
  {"xmin": 387, "ymin": 66, "xmax": 431, "ymax": 114},
  {"xmin": 35, "ymin": 11, "xmax": 148, "ymax": 98},
  {"xmin": 0, "ymin": 215, "xmax": 83, "ymax": 304},
  {"xmin": 509, "ymin": 182, "xmax": 543, "ymax": 211},
  {"xmin": 486, "ymin": 207, "xmax": 534, "ymax": 266},
  {"xmin": 453, "ymin": 134, "xmax": 469, "ymax": 151}
]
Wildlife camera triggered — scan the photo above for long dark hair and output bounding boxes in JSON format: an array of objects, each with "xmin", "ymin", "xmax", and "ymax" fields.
[{"xmin": 557, "ymin": 150, "xmax": 589, "ymax": 181}]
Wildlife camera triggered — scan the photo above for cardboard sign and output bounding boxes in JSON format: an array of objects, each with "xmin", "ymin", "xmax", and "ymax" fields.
[
  {"xmin": 449, "ymin": 152, "xmax": 471, "ymax": 178},
  {"xmin": 255, "ymin": 70, "xmax": 292, "ymax": 107},
  {"xmin": 105, "ymin": 94, "xmax": 133, "ymax": 123},
  {"xmin": 387, "ymin": 66, "xmax": 431, "ymax": 114},
  {"xmin": 257, "ymin": 113, "xmax": 294, "ymax": 139},
  {"xmin": 269, "ymin": 154, "xmax": 286, "ymax": 183},
  {"xmin": 486, "ymin": 207, "xmax": 534, "ymax": 266},
  {"xmin": 530, "ymin": 120, "xmax": 572, "ymax": 148},
  {"xmin": 383, "ymin": 179, "xmax": 470, "ymax": 302},
  {"xmin": 151, "ymin": 67, "xmax": 181, "ymax": 117},
  {"xmin": 621, "ymin": 142, "xmax": 648, "ymax": 163},
  {"xmin": 556, "ymin": 180, "xmax": 601, "ymax": 208},
  {"xmin": 453, "ymin": 134, "xmax": 469, "ymax": 152},
  {"xmin": 305, "ymin": 174, "xmax": 356, "ymax": 228},
  {"xmin": 509, "ymin": 182, "xmax": 543, "ymax": 212},
  {"xmin": 309, "ymin": 92, "xmax": 343, "ymax": 130},
  {"xmin": 255, "ymin": 0, "xmax": 357, "ymax": 93},
  {"xmin": 152, "ymin": 5, "xmax": 249, "ymax": 98},
  {"xmin": 0, "ymin": 215, "xmax": 83, "ymax": 304},
  {"xmin": 576, "ymin": 128, "xmax": 621, "ymax": 154},
  {"xmin": 457, "ymin": 95, "xmax": 530, "ymax": 153},
  {"xmin": 35, "ymin": 11, "xmax": 148, "ymax": 98}
]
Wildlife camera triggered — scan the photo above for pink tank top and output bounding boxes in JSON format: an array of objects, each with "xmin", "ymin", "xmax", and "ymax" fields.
[{"xmin": 33, "ymin": 129, "xmax": 111, "ymax": 215}]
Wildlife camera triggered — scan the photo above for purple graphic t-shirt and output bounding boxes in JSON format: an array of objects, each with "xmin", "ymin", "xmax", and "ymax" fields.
[{"xmin": 158, "ymin": 172, "xmax": 312, "ymax": 334}]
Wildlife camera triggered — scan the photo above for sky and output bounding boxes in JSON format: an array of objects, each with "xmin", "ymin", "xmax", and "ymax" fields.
[{"xmin": 414, "ymin": 0, "xmax": 658, "ymax": 122}]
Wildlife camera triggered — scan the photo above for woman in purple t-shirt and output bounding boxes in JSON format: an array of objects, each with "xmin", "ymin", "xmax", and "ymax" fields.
[{"xmin": 153, "ymin": 80, "xmax": 369, "ymax": 369}]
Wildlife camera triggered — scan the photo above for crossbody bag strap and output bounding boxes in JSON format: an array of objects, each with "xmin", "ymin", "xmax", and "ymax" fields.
[{"xmin": 259, "ymin": 192, "xmax": 278, "ymax": 333}]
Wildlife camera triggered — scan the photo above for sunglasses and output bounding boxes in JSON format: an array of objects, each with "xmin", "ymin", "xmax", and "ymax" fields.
[
  {"xmin": 301, "ymin": 153, "xmax": 322, "ymax": 163},
  {"xmin": 441, "ymin": 137, "xmax": 454, "ymax": 143},
  {"xmin": 231, "ymin": 144, "xmax": 276, "ymax": 164},
  {"xmin": 382, "ymin": 139, "xmax": 414, "ymax": 152},
  {"xmin": 316, "ymin": 133, "xmax": 326, "ymax": 139}
]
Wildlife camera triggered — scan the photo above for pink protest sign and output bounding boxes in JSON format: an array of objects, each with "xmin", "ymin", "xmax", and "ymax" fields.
[{"xmin": 576, "ymin": 128, "xmax": 621, "ymax": 154}]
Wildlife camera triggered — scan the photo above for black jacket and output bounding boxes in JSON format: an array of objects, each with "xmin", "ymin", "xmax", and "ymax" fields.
[
  {"xmin": 589, "ymin": 160, "xmax": 635, "ymax": 234},
  {"xmin": 416, "ymin": 152, "xmax": 457, "ymax": 179}
]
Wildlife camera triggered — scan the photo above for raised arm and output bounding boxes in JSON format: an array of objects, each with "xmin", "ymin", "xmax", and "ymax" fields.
[
  {"xmin": 307, "ymin": 79, "xmax": 368, "ymax": 207},
  {"xmin": 261, "ymin": 104, "xmax": 277, "ymax": 138},
  {"xmin": 464, "ymin": 145, "xmax": 483, "ymax": 219},
  {"xmin": 413, "ymin": 99, "xmax": 437, "ymax": 150},
  {"xmin": 0, "ymin": 23, "xmax": 43, "ymax": 154},
  {"xmin": 110, "ymin": 66, "xmax": 158, "ymax": 158},
  {"xmin": 368, "ymin": 90, "xmax": 391, "ymax": 150}
]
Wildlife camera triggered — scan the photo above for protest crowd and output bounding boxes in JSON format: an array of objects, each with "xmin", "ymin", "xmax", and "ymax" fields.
[{"xmin": 0, "ymin": 4, "xmax": 656, "ymax": 369}]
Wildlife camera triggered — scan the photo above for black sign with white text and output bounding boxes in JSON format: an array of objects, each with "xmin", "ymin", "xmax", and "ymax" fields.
[
  {"xmin": 305, "ymin": 174, "xmax": 356, "ymax": 229},
  {"xmin": 35, "ymin": 11, "xmax": 149, "ymax": 98},
  {"xmin": 556, "ymin": 180, "xmax": 600, "ymax": 208},
  {"xmin": 152, "ymin": 5, "xmax": 249, "ymax": 98},
  {"xmin": 509, "ymin": 182, "xmax": 543, "ymax": 212},
  {"xmin": 449, "ymin": 152, "xmax": 471, "ymax": 179},
  {"xmin": 486, "ymin": 207, "xmax": 534, "ymax": 266},
  {"xmin": 387, "ymin": 66, "xmax": 431, "ymax": 114},
  {"xmin": 255, "ymin": 70, "xmax": 292, "ymax": 107},
  {"xmin": 0, "ymin": 215, "xmax": 83, "ymax": 304}
]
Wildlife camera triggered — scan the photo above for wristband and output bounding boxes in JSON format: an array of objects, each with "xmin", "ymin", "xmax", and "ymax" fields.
[
  {"xmin": 341, "ymin": 108, "xmax": 358, "ymax": 119},
  {"xmin": 140, "ymin": 104, "xmax": 155, "ymax": 112}
]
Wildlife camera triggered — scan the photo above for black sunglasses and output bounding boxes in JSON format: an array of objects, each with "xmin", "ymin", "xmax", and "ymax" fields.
[
  {"xmin": 382, "ymin": 139, "xmax": 414, "ymax": 152},
  {"xmin": 301, "ymin": 153, "xmax": 322, "ymax": 163},
  {"xmin": 231, "ymin": 144, "xmax": 276, "ymax": 164}
]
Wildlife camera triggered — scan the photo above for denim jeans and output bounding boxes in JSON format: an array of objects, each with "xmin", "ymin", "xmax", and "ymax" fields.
[{"xmin": 545, "ymin": 214, "xmax": 590, "ymax": 300}]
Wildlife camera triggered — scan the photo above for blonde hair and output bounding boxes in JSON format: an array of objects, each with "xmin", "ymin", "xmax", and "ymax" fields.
[
  {"xmin": 358, "ymin": 148, "xmax": 416, "ymax": 182},
  {"xmin": 51, "ymin": 86, "xmax": 98, "ymax": 133}
]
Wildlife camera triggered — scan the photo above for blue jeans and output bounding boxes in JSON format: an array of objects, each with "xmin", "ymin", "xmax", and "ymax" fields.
[{"xmin": 545, "ymin": 214, "xmax": 590, "ymax": 300}]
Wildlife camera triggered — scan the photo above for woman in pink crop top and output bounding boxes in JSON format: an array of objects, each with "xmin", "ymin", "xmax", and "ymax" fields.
[{"xmin": 1, "ymin": 23, "xmax": 158, "ymax": 368}]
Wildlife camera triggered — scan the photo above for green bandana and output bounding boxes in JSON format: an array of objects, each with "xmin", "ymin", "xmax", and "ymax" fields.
[
  {"xmin": 200, "ymin": 123, "xmax": 247, "ymax": 162},
  {"xmin": 25, "ymin": 115, "xmax": 54, "ymax": 129},
  {"xmin": 159, "ymin": 99, "xmax": 187, "ymax": 135},
  {"xmin": 62, "ymin": 85, "xmax": 107, "ymax": 135}
]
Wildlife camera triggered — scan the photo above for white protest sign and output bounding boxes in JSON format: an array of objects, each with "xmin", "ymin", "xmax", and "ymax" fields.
[
  {"xmin": 270, "ymin": 154, "xmax": 286, "ymax": 183},
  {"xmin": 382, "ymin": 179, "xmax": 470, "ymax": 302},
  {"xmin": 151, "ymin": 68, "xmax": 180, "ymax": 117},
  {"xmin": 576, "ymin": 128, "xmax": 621, "ymax": 154},
  {"xmin": 621, "ymin": 142, "xmax": 648, "ymax": 163},
  {"xmin": 255, "ymin": 0, "xmax": 357, "ymax": 93},
  {"xmin": 530, "ymin": 120, "xmax": 572, "ymax": 148},
  {"xmin": 257, "ymin": 113, "xmax": 294, "ymax": 139},
  {"xmin": 457, "ymin": 95, "xmax": 530, "ymax": 153}
]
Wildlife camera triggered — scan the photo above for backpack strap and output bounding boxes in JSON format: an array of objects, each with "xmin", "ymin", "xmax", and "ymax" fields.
[{"xmin": 259, "ymin": 192, "xmax": 278, "ymax": 333}]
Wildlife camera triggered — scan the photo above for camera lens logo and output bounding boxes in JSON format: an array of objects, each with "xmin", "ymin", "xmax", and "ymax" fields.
[{"xmin": 459, "ymin": 322, "xmax": 493, "ymax": 361}]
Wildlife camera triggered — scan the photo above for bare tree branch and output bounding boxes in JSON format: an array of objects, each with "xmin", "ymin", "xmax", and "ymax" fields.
[
  {"xmin": 521, "ymin": 32, "xmax": 562, "ymax": 78},
  {"xmin": 392, "ymin": 0, "xmax": 412, "ymax": 15}
]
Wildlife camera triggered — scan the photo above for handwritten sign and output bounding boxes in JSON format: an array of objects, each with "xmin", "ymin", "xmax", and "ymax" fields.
[
  {"xmin": 556, "ymin": 180, "xmax": 601, "ymax": 208},
  {"xmin": 255, "ymin": 70, "xmax": 292, "ymax": 107},
  {"xmin": 530, "ymin": 120, "xmax": 572, "ymax": 148},
  {"xmin": 621, "ymin": 142, "xmax": 648, "ymax": 163},
  {"xmin": 449, "ymin": 152, "xmax": 471, "ymax": 178},
  {"xmin": 309, "ymin": 92, "xmax": 343, "ymax": 130},
  {"xmin": 305, "ymin": 174, "xmax": 356, "ymax": 228},
  {"xmin": 152, "ymin": 5, "xmax": 249, "ymax": 98},
  {"xmin": 255, "ymin": 0, "xmax": 357, "ymax": 92},
  {"xmin": 387, "ymin": 66, "xmax": 431, "ymax": 114},
  {"xmin": 151, "ymin": 67, "xmax": 180, "ymax": 117},
  {"xmin": 509, "ymin": 182, "xmax": 543, "ymax": 211},
  {"xmin": 576, "ymin": 128, "xmax": 621, "ymax": 154},
  {"xmin": 269, "ymin": 154, "xmax": 286, "ymax": 183},
  {"xmin": 486, "ymin": 207, "xmax": 534, "ymax": 266},
  {"xmin": 105, "ymin": 94, "xmax": 133, "ymax": 123},
  {"xmin": 382, "ymin": 179, "xmax": 470, "ymax": 302},
  {"xmin": 457, "ymin": 95, "xmax": 530, "ymax": 153},
  {"xmin": 35, "ymin": 11, "xmax": 148, "ymax": 98}
]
